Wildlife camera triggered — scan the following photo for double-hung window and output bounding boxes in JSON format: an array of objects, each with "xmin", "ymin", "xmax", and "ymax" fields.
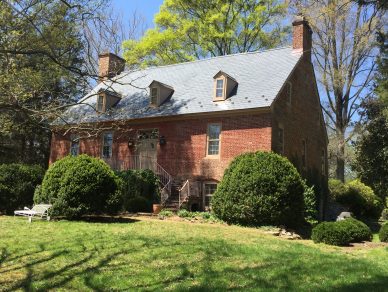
[
  {"xmin": 151, "ymin": 87, "xmax": 158, "ymax": 105},
  {"xmin": 97, "ymin": 95, "xmax": 104, "ymax": 112},
  {"xmin": 70, "ymin": 135, "xmax": 79, "ymax": 156},
  {"xmin": 207, "ymin": 124, "xmax": 221, "ymax": 156},
  {"xmin": 102, "ymin": 132, "xmax": 113, "ymax": 159},
  {"xmin": 203, "ymin": 183, "xmax": 217, "ymax": 209},
  {"xmin": 215, "ymin": 79, "xmax": 224, "ymax": 98}
]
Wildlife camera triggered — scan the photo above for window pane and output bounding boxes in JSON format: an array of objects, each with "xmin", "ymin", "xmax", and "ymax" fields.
[
  {"xmin": 102, "ymin": 133, "xmax": 113, "ymax": 158},
  {"xmin": 208, "ymin": 124, "xmax": 221, "ymax": 140},
  {"xmin": 208, "ymin": 141, "xmax": 219, "ymax": 155},
  {"xmin": 204, "ymin": 183, "xmax": 217, "ymax": 207},
  {"xmin": 97, "ymin": 95, "xmax": 104, "ymax": 111},
  {"xmin": 70, "ymin": 135, "xmax": 79, "ymax": 156},
  {"xmin": 151, "ymin": 88, "xmax": 158, "ymax": 104},
  {"xmin": 216, "ymin": 79, "xmax": 224, "ymax": 97}
]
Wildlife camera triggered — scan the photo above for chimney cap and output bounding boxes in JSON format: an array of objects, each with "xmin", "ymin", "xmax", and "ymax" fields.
[
  {"xmin": 98, "ymin": 52, "xmax": 126, "ymax": 62},
  {"xmin": 292, "ymin": 14, "xmax": 309, "ymax": 26}
]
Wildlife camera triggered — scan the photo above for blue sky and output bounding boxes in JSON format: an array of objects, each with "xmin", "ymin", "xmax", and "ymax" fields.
[{"xmin": 112, "ymin": 0, "xmax": 164, "ymax": 27}]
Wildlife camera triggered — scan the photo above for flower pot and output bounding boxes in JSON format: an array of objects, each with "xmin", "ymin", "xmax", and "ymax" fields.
[{"xmin": 153, "ymin": 204, "xmax": 162, "ymax": 214}]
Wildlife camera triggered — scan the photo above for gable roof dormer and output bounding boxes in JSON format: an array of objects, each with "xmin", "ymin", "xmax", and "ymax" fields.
[
  {"xmin": 148, "ymin": 80, "xmax": 174, "ymax": 107},
  {"xmin": 96, "ymin": 88, "xmax": 121, "ymax": 113},
  {"xmin": 213, "ymin": 71, "xmax": 238, "ymax": 101}
]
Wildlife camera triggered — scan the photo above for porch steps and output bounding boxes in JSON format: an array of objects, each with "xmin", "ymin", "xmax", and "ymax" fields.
[{"xmin": 162, "ymin": 182, "xmax": 182, "ymax": 211}]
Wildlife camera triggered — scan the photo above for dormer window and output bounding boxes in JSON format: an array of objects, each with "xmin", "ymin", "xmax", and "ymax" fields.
[
  {"xmin": 148, "ymin": 81, "xmax": 174, "ymax": 107},
  {"xmin": 96, "ymin": 89, "xmax": 121, "ymax": 113},
  {"xmin": 215, "ymin": 79, "xmax": 224, "ymax": 98},
  {"xmin": 97, "ymin": 95, "xmax": 104, "ymax": 112},
  {"xmin": 213, "ymin": 71, "xmax": 237, "ymax": 101},
  {"xmin": 151, "ymin": 87, "xmax": 158, "ymax": 105}
]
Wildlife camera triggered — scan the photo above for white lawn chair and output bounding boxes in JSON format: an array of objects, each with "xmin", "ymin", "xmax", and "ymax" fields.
[{"xmin": 14, "ymin": 204, "xmax": 52, "ymax": 222}]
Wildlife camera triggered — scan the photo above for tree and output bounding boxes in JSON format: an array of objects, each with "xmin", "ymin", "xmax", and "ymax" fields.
[
  {"xmin": 0, "ymin": 0, "xmax": 86, "ymax": 165},
  {"xmin": 122, "ymin": 0, "xmax": 288, "ymax": 67},
  {"xmin": 354, "ymin": 31, "xmax": 388, "ymax": 201},
  {"xmin": 292, "ymin": 0, "xmax": 384, "ymax": 181},
  {"xmin": 0, "ymin": 0, "xmax": 145, "ymax": 166}
]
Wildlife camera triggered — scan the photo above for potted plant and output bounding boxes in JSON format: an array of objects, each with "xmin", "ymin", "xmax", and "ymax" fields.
[{"xmin": 152, "ymin": 188, "xmax": 162, "ymax": 214}]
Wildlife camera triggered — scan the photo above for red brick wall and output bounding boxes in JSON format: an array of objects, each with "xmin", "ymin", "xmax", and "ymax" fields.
[
  {"xmin": 50, "ymin": 113, "xmax": 272, "ymax": 181},
  {"xmin": 271, "ymin": 56, "xmax": 328, "ymax": 217}
]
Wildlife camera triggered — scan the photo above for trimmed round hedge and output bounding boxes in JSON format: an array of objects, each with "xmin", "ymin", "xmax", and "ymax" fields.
[
  {"xmin": 311, "ymin": 222, "xmax": 352, "ymax": 246},
  {"xmin": 211, "ymin": 152, "xmax": 305, "ymax": 227},
  {"xmin": 336, "ymin": 218, "xmax": 372, "ymax": 242},
  {"xmin": 379, "ymin": 223, "xmax": 388, "ymax": 242},
  {"xmin": 35, "ymin": 155, "xmax": 122, "ymax": 218},
  {"xmin": 312, "ymin": 218, "xmax": 372, "ymax": 246}
]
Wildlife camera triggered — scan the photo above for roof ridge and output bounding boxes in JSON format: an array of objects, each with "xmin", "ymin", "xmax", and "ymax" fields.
[{"xmin": 122, "ymin": 46, "xmax": 293, "ymax": 73}]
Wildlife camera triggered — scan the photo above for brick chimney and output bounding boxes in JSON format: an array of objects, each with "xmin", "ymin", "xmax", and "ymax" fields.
[
  {"xmin": 98, "ymin": 52, "xmax": 126, "ymax": 82},
  {"xmin": 292, "ymin": 15, "xmax": 312, "ymax": 60}
]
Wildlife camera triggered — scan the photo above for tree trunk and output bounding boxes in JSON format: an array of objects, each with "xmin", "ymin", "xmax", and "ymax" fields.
[{"xmin": 335, "ymin": 129, "xmax": 345, "ymax": 182}]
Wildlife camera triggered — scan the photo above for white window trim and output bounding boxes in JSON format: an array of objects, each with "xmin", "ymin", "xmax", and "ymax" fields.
[
  {"xmin": 203, "ymin": 182, "xmax": 217, "ymax": 210},
  {"xmin": 97, "ymin": 94, "xmax": 105, "ymax": 112},
  {"xmin": 213, "ymin": 77, "xmax": 226, "ymax": 101},
  {"xmin": 206, "ymin": 123, "xmax": 222, "ymax": 157},
  {"xmin": 102, "ymin": 132, "xmax": 113, "ymax": 159}
]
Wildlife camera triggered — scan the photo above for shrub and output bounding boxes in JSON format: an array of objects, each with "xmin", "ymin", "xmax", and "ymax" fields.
[
  {"xmin": 328, "ymin": 179, "xmax": 347, "ymax": 201},
  {"xmin": 126, "ymin": 196, "xmax": 151, "ymax": 213},
  {"xmin": 379, "ymin": 223, "xmax": 388, "ymax": 242},
  {"xmin": 337, "ymin": 218, "xmax": 372, "ymax": 242},
  {"xmin": 177, "ymin": 209, "xmax": 192, "ymax": 218},
  {"xmin": 159, "ymin": 210, "xmax": 174, "ymax": 217},
  {"xmin": 116, "ymin": 169, "xmax": 160, "ymax": 210},
  {"xmin": 36, "ymin": 155, "xmax": 121, "ymax": 218},
  {"xmin": 211, "ymin": 152, "xmax": 305, "ymax": 227},
  {"xmin": 0, "ymin": 164, "xmax": 45, "ymax": 214},
  {"xmin": 311, "ymin": 222, "xmax": 352, "ymax": 246},
  {"xmin": 303, "ymin": 182, "xmax": 318, "ymax": 225},
  {"xmin": 329, "ymin": 179, "xmax": 383, "ymax": 219},
  {"xmin": 342, "ymin": 180, "xmax": 383, "ymax": 218}
]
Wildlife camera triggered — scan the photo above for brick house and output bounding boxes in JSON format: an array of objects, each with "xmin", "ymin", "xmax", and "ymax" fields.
[{"xmin": 50, "ymin": 17, "xmax": 328, "ymax": 213}]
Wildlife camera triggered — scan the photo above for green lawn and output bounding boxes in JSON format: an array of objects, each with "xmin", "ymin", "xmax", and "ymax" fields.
[{"xmin": 0, "ymin": 216, "xmax": 387, "ymax": 291}]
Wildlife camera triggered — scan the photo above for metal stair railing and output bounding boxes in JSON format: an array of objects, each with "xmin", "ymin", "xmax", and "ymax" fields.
[
  {"xmin": 155, "ymin": 162, "xmax": 172, "ymax": 205},
  {"xmin": 178, "ymin": 180, "xmax": 190, "ymax": 208},
  {"xmin": 108, "ymin": 156, "xmax": 172, "ymax": 205}
]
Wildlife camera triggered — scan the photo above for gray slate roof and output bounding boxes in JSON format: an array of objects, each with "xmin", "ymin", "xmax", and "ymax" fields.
[{"xmin": 59, "ymin": 47, "xmax": 302, "ymax": 125}]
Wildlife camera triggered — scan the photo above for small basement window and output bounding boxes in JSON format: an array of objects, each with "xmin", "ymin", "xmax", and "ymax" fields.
[
  {"xmin": 203, "ymin": 182, "xmax": 217, "ymax": 209},
  {"xmin": 151, "ymin": 87, "xmax": 158, "ymax": 105}
]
